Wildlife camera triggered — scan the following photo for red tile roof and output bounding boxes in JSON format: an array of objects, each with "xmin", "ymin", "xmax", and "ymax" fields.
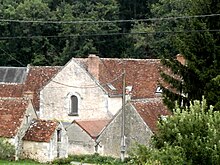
[
  {"xmin": 0, "ymin": 98, "xmax": 28, "ymax": 138},
  {"xmin": 0, "ymin": 66, "xmax": 61, "ymax": 111},
  {"xmin": 74, "ymin": 120, "xmax": 110, "ymax": 139},
  {"xmin": 23, "ymin": 66, "xmax": 61, "ymax": 110},
  {"xmin": 77, "ymin": 57, "xmax": 163, "ymax": 99},
  {"xmin": 23, "ymin": 119, "xmax": 58, "ymax": 142},
  {"xmin": 132, "ymin": 99, "xmax": 171, "ymax": 133},
  {"xmin": 0, "ymin": 84, "xmax": 23, "ymax": 97}
]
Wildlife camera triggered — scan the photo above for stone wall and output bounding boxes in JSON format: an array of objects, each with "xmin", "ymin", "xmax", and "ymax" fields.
[
  {"xmin": 67, "ymin": 123, "xmax": 96, "ymax": 155},
  {"xmin": 15, "ymin": 101, "xmax": 37, "ymax": 160},
  {"xmin": 22, "ymin": 124, "xmax": 68, "ymax": 163},
  {"xmin": 40, "ymin": 59, "xmax": 122, "ymax": 122},
  {"xmin": 97, "ymin": 103, "xmax": 153, "ymax": 157}
]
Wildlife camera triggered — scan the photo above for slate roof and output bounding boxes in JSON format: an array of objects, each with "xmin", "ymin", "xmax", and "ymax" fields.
[
  {"xmin": 77, "ymin": 57, "xmax": 163, "ymax": 99},
  {"xmin": 131, "ymin": 99, "xmax": 171, "ymax": 133},
  {"xmin": 0, "ymin": 67, "xmax": 27, "ymax": 83},
  {"xmin": 73, "ymin": 120, "xmax": 110, "ymax": 139},
  {"xmin": 0, "ymin": 98, "xmax": 28, "ymax": 138},
  {"xmin": 23, "ymin": 119, "xmax": 58, "ymax": 142}
]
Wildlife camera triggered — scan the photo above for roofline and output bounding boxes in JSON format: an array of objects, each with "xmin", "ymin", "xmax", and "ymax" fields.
[
  {"xmin": 129, "ymin": 103, "xmax": 154, "ymax": 134},
  {"xmin": 73, "ymin": 58, "xmax": 108, "ymax": 95},
  {"xmin": 72, "ymin": 120, "xmax": 97, "ymax": 140}
]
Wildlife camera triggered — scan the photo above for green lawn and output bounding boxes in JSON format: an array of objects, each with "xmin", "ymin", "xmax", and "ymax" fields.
[{"xmin": 0, "ymin": 160, "xmax": 44, "ymax": 165}]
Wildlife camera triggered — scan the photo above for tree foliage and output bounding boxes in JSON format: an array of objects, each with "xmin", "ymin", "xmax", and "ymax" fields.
[
  {"xmin": 0, "ymin": 138, "xmax": 15, "ymax": 160},
  {"xmin": 154, "ymin": 99, "xmax": 220, "ymax": 164},
  {"xmin": 147, "ymin": 0, "xmax": 220, "ymax": 110},
  {"xmin": 130, "ymin": 99, "xmax": 220, "ymax": 165}
]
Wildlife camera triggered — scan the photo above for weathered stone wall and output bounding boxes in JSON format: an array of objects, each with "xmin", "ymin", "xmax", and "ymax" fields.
[
  {"xmin": 67, "ymin": 123, "xmax": 96, "ymax": 155},
  {"xmin": 40, "ymin": 59, "xmax": 122, "ymax": 122},
  {"xmin": 15, "ymin": 101, "xmax": 37, "ymax": 159},
  {"xmin": 97, "ymin": 103, "xmax": 153, "ymax": 157},
  {"xmin": 22, "ymin": 124, "xmax": 68, "ymax": 163},
  {"xmin": 22, "ymin": 141, "xmax": 51, "ymax": 162}
]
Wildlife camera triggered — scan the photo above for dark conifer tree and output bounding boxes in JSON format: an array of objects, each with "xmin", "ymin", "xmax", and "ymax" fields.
[{"xmin": 160, "ymin": 0, "xmax": 220, "ymax": 110}]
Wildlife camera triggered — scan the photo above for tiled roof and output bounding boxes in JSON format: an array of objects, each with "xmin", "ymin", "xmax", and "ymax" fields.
[
  {"xmin": 0, "ymin": 66, "xmax": 61, "ymax": 111},
  {"xmin": 73, "ymin": 120, "xmax": 110, "ymax": 139},
  {"xmin": 23, "ymin": 66, "xmax": 61, "ymax": 110},
  {"xmin": 23, "ymin": 119, "xmax": 58, "ymax": 142},
  {"xmin": 132, "ymin": 99, "xmax": 171, "ymax": 133},
  {"xmin": 0, "ymin": 98, "xmax": 28, "ymax": 138},
  {"xmin": 0, "ymin": 84, "xmax": 23, "ymax": 97},
  {"xmin": 77, "ymin": 57, "xmax": 163, "ymax": 99}
]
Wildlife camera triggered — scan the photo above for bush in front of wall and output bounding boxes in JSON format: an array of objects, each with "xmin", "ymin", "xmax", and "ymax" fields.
[
  {"xmin": 0, "ymin": 138, "xmax": 15, "ymax": 160},
  {"xmin": 52, "ymin": 153, "xmax": 126, "ymax": 165}
]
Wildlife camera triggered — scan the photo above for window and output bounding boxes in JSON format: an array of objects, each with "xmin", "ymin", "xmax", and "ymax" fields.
[
  {"xmin": 25, "ymin": 114, "xmax": 30, "ymax": 124},
  {"xmin": 156, "ymin": 86, "xmax": 163, "ymax": 93},
  {"xmin": 57, "ymin": 129, "xmax": 61, "ymax": 142},
  {"xmin": 69, "ymin": 95, "xmax": 78, "ymax": 116}
]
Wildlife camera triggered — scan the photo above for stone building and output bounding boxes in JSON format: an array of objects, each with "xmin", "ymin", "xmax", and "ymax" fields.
[
  {"xmin": 67, "ymin": 120, "xmax": 109, "ymax": 155},
  {"xmin": 0, "ymin": 55, "xmax": 171, "ymax": 161},
  {"xmin": 96, "ymin": 99, "xmax": 170, "ymax": 157},
  {"xmin": 0, "ymin": 98, "xmax": 37, "ymax": 160},
  {"xmin": 22, "ymin": 119, "xmax": 68, "ymax": 163}
]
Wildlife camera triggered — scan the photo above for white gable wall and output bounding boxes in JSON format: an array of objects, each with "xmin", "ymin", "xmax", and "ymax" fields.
[{"xmin": 40, "ymin": 59, "xmax": 121, "ymax": 122}]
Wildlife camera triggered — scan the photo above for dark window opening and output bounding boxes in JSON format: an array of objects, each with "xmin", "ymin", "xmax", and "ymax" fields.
[
  {"xmin": 57, "ymin": 129, "xmax": 61, "ymax": 142},
  {"xmin": 69, "ymin": 95, "xmax": 78, "ymax": 116}
]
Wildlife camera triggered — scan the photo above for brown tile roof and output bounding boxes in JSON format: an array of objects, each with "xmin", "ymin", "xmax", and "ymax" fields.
[
  {"xmin": 23, "ymin": 119, "xmax": 58, "ymax": 142},
  {"xmin": 131, "ymin": 99, "xmax": 171, "ymax": 133},
  {"xmin": 0, "ymin": 98, "xmax": 28, "ymax": 138},
  {"xmin": 73, "ymin": 120, "xmax": 110, "ymax": 139},
  {"xmin": 0, "ymin": 66, "xmax": 61, "ymax": 111},
  {"xmin": 0, "ymin": 84, "xmax": 23, "ymax": 97},
  {"xmin": 23, "ymin": 66, "xmax": 61, "ymax": 110},
  {"xmin": 77, "ymin": 57, "xmax": 163, "ymax": 99}
]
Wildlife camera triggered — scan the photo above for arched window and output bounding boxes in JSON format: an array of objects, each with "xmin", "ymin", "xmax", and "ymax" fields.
[{"xmin": 69, "ymin": 95, "xmax": 78, "ymax": 116}]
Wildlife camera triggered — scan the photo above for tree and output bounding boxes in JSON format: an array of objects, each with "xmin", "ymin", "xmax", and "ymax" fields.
[
  {"xmin": 0, "ymin": 138, "xmax": 15, "ymax": 160},
  {"xmin": 149, "ymin": 0, "xmax": 220, "ymax": 110},
  {"xmin": 0, "ymin": 0, "xmax": 122, "ymax": 66},
  {"xmin": 130, "ymin": 99, "xmax": 220, "ymax": 165},
  {"xmin": 154, "ymin": 98, "xmax": 220, "ymax": 164}
]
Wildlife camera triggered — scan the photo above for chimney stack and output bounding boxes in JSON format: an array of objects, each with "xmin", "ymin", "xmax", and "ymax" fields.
[
  {"xmin": 88, "ymin": 54, "xmax": 100, "ymax": 80},
  {"xmin": 176, "ymin": 54, "xmax": 186, "ymax": 65}
]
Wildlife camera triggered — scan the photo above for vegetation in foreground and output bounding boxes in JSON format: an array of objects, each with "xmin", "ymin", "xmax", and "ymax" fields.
[
  {"xmin": 130, "ymin": 98, "xmax": 220, "ymax": 165},
  {"xmin": 0, "ymin": 138, "xmax": 15, "ymax": 160},
  {"xmin": 52, "ymin": 153, "xmax": 127, "ymax": 165},
  {"xmin": 0, "ymin": 159, "xmax": 43, "ymax": 165}
]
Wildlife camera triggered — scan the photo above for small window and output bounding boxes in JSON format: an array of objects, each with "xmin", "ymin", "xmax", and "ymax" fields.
[
  {"xmin": 57, "ymin": 129, "xmax": 61, "ymax": 142},
  {"xmin": 25, "ymin": 114, "xmax": 30, "ymax": 124},
  {"xmin": 69, "ymin": 95, "xmax": 78, "ymax": 116},
  {"xmin": 156, "ymin": 86, "xmax": 163, "ymax": 93}
]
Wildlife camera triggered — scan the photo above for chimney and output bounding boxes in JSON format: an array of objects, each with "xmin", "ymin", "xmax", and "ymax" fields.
[
  {"xmin": 176, "ymin": 54, "xmax": 186, "ymax": 65},
  {"xmin": 88, "ymin": 54, "xmax": 100, "ymax": 80}
]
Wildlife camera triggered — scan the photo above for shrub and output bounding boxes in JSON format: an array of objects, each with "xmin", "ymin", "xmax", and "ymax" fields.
[
  {"xmin": 52, "ymin": 153, "xmax": 125, "ymax": 165},
  {"xmin": 129, "ymin": 144, "xmax": 187, "ymax": 165},
  {"xmin": 0, "ymin": 138, "xmax": 15, "ymax": 160},
  {"xmin": 153, "ymin": 98, "xmax": 220, "ymax": 164}
]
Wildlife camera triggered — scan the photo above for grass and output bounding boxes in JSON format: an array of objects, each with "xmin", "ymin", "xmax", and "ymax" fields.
[
  {"xmin": 0, "ymin": 154, "xmax": 130, "ymax": 165},
  {"xmin": 0, "ymin": 160, "xmax": 44, "ymax": 165},
  {"xmin": 52, "ymin": 153, "xmax": 129, "ymax": 165}
]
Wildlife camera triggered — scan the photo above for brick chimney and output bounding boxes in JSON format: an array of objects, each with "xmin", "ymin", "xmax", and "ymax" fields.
[
  {"xmin": 176, "ymin": 54, "xmax": 186, "ymax": 65},
  {"xmin": 87, "ymin": 54, "xmax": 100, "ymax": 80}
]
